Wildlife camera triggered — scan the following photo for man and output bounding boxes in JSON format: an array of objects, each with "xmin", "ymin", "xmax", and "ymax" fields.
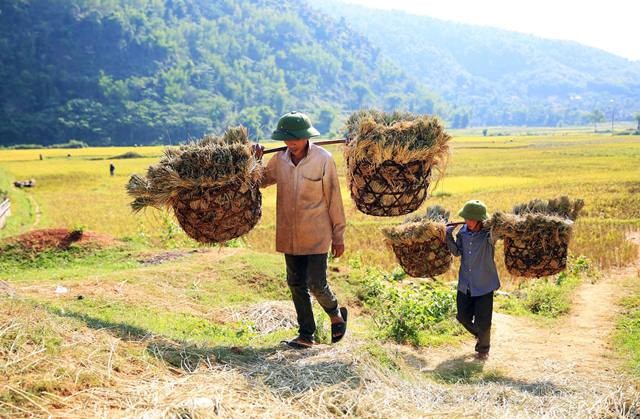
[
  {"xmin": 254, "ymin": 111, "xmax": 348, "ymax": 349},
  {"xmin": 446, "ymin": 200, "xmax": 500, "ymax": 360}
]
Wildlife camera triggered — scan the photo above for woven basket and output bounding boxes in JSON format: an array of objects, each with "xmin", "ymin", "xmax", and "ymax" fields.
[
  {"xmin": 173, "ymin": 181, "xmax": 261, "ymax": 244},
  {"xmin": 390, "ymin": 235, "xmax": 452, "ymax": 278},
  {"xmin": 347, "ymin": 157, "xmax": 431, "ymax": 217},
  {"xmin": 503, "ymin": 235, "xmax": 569, "ymax": 278}
]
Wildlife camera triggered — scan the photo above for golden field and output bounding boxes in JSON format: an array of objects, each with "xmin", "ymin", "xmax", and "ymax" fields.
[{"xmin": 1, "ymin": 133, "xmax": 639, "ymax": 281}]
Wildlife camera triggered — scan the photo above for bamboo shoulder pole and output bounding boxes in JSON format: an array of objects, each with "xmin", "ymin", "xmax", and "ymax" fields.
[
  {"xmin": 445, "ymin": 222, "xmax": 466, "ymax": 227},
  {"xmin": 262, "ymin": 138, "xmax": 347, "ymax": 154}
]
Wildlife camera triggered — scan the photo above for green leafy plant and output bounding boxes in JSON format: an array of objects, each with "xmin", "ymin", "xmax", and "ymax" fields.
[{"xmin": 358, "ymin": 268, "xmax": 458, "ymax": 345}]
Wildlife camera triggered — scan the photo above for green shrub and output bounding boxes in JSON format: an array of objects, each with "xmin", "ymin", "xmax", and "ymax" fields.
[
  {"xmin": 521, "ymin": 255, "xmax": 594, "ymax": 318},
  {"xmin": 382, "ymin": 287, "xmax": 456, "ymax": 345},
  {"xmin": 110, "ymin": 151, "xmax": 143, "ymax": 159},
  {"xmin": 358, "ymin": 268, "xmax": 457, "ymax": 345},
  {"xmin": 49, "ymin": 140, "xmax": 88, "ymax": 149},
  {"xmin": 524, "ymin": 281, "xmax": 571, "ymax": 317},
  {"xmin": 7, "ymin": 143, "xmax": 44, "ymax": 149}
]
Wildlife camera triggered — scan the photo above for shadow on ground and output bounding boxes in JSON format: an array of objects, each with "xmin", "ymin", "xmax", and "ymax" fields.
[
  {"xmin": 49, "ymin": 307, "xmax": 361, "ymax": 396},
  {"xmin": 403, "ymin": 352, "xmax": 566, "ymax": 397}
]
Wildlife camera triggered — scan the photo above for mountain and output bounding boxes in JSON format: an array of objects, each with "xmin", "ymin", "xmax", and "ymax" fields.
[
  {"xmin": 314, "ymin": 0, "xmax": 640, "ymax": 127},
  {"xmin": 0, "ymin": 0, "xmax": 441, "ymax": 146}
]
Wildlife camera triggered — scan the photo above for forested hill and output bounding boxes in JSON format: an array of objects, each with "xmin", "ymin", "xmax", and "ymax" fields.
[
  {"xmin": 0, "ymin": 0, "xmax": 440, "ymax": 146},
  {"xmin": 315, "ymin": 0, "xmax": 640, "ymax": 127}
]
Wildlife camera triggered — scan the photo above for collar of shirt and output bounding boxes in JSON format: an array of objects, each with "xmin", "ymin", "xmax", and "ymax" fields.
[{"xmin": 282, "ymin": 143, "xmax": 316, "ymax": 166}]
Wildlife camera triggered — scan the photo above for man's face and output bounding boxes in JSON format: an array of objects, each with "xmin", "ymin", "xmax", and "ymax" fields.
[{"xmin": 284, "ymin": 138, "xmax": 309, "ymax": 155}]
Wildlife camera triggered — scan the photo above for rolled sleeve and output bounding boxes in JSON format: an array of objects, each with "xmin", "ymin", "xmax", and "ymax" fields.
[{"xmin": 260, "ymin": 154, "xmax": 278, "ymax": 188}]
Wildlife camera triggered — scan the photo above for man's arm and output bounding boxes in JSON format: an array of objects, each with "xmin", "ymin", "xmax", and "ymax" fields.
[
  {"xmin": 323, "ymin": 158, "xmax": 346, "ymax": 256},
  {"xmin": 260, "ymin": 153, "xmax": 278, "ymax": 188}
]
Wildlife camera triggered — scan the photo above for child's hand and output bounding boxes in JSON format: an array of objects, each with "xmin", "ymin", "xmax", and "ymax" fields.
[{"xmin": 446, "ymin": 225, "xmax": 460, "ymax": 233}]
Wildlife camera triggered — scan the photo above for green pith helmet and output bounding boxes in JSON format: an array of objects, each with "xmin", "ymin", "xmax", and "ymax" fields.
[
  {"xmin": 458, "ymin": 200, "xmax": 489, "ymax": 221},
  {"xmin": 271, "ymin": 111, "xmax": 320, "ymax": 141}
]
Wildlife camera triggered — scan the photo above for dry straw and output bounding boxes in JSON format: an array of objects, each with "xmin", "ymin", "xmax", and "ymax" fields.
[
  {"xmin": 2, "ymin": 298, "xmax": 638, "ymax": 417},
  {"xmin": 344, "ymin": 110, "xmax": 451, "ymax": 217},
  {"xmin": 126, "ymin": 127, "xmax": 263, "ymax": 244},
  {"xmin": 490, "ymin": 196, "xmax": 585, "ymax": 278},
  {"xmin": 382, "ymin": 205, "xmax": 453, "ymax": 277}
]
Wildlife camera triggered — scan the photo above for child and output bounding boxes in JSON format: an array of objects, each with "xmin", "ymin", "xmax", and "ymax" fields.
[
  {"xmin": 446, "ymin": 200, "xmax": 500, "ymax": 360},
  {"xmin": 253, "ymin": 111, "xmax": 348, "ymax": 349}
]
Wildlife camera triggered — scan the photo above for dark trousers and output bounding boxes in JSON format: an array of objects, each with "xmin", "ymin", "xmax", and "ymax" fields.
[
  {"xmin": 456, "ymin": 290, "xmax": 493, "ymax": 353},
  {"xmin": 285, "ymin": 254, "xmax": 339, "ymax": 341}
]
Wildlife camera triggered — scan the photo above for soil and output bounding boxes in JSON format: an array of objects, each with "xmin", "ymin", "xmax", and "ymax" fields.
[
  {"xmin": 403, "ymin": 231, "xmax": 640, "ymax": 387},
  {"xmin": 3, "ymin": 228, "xmax": 118, "ymax": 252}
]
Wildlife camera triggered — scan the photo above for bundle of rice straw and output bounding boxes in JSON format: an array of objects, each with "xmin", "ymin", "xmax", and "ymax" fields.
[
  {"xmin": 490, "ymin": 196, "xmax": 585, "ymax": 278},
  {"xmin": 126, "ymin": 126, "xmax": 262, "ymax": 244},
  {"xmin": 344, "ymin": 110, "xmax": 451, "ymax": 216},
  {"xmin": 382, "ymin": 205, "xmax": 452, "ymax": 278}
]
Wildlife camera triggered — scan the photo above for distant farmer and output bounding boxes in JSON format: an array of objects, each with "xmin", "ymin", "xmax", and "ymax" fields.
[
  {"xmin": 446, "ymin": 200, "xmax": 500, "ymax": 361},
  {"xmin": 109, "ymin": 163, "xmax": 115, "ymax": 176},
  {"xmin": 253, "ymin": 111, "xmax": 348, "ymax": 349}
]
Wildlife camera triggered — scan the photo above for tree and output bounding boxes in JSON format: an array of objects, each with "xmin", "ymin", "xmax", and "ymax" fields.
[
  {"xmin": 352, "ymin": 83, "xmax": 372, "ymax": 109},
  {"xmin": 635, "ymin": 112, "xmax": 640, "ymax": 132},
  {"xmin": 0, "ymin": 0, "xmax": 442, "ymax": 146},
  {"xmin": 586, "ymin": 110, "xmax": 606, "ymax": 132},
  {"xmin": 315, "ymin": 107, "xmax": 337, "ymax": 135},
  {"xmin": 385, "ymin": 93, "xmax": 404, "ymax": 111}
]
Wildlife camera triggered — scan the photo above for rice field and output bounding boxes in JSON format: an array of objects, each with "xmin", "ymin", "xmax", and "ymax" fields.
[
  {"xmin": 1, "ymin": 133, "xmax": 639, "ymax": 283},
  {"xmin": 1, "ymin": 132, "xmax": 640, "ymax": 417}
]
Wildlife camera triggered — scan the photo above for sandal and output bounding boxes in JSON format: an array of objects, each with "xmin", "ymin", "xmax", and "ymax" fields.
[
  {"xmin": 331, "ymin": 307, "xmax": 348, "ymax": 344},
  {"xmin": 281, "ymin": 337, "xmax": 315, "ymax": 349}
]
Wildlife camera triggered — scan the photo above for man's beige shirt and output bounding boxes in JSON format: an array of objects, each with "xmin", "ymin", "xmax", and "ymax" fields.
[{"xmin": 261, "ymin": 143, "xmax": 346, "ymax": 255}]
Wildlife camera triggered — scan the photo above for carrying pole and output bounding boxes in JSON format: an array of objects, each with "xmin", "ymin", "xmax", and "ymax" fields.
[
  {"xmin": 262, "ymin": 138, "xmax": 347, "ymax": 154},
  {"xmin": 445, "ymin": 221, "xmax": 466, "ymax": 227}
]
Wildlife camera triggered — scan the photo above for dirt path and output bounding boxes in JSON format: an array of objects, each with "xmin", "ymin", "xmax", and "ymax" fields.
[
  {"xmin": 411, "ymin": 231, "xmax": 640, "ymax": 385},
  {"xmin": 493, "ymin": 266, "xmax": 631, "ymax": 378}
]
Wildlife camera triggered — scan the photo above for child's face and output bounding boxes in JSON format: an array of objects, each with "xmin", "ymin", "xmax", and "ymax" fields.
[{"xmin": 465, "ymin": 219, "xmax": 481, "ymax": 230}]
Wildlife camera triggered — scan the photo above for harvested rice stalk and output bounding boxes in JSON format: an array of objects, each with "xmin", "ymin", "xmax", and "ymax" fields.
[
  {"xmin": 489, "ymin": 196, "xmax": 583, "ymax": 278},
  {"xmin": 382, "ymin": 205, "xmax": 452, "ymax": 278},
  {"xmin": 126, "ymin": 126, "xmax": 263, "ymax": 244},
  {"xmin": 344, "ymin": 110, "xmax": 451, "ymax": 216},
  {"xmin": 512, "ymin": 196, "xmax": 584, "ymax": 221}
]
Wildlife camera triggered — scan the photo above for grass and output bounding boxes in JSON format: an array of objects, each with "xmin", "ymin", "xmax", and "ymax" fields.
[
  {"xmin": 42, "ymin": 298, "xmax": 268, "ymax": 347},
  {"xmin": 495, "ymin": 255, "xmax": 597, "ymax": 318},
  {"xmin": 0, "ymin": 244, "xmax": 139, "ymax": 282},
  {"xmin": 354, "ymin": 265, "xmax": 465, "ymax": 346},
  {"xmin": 1, "ymin": 134, "xmax": 639, "ymax": 276},
  {"xmin": 0, "ymin": 167, "xmax": 35, "ymax": 237},
  {"xmin": 615, "ymin": 277, "xmax": 640, "ymax": 377},
  {"xmin": 0, "ymin": 132, "xmax": 639, "ymax": 416}
]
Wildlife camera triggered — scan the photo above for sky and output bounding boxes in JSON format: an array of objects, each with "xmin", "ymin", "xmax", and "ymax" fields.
[{"xmin": 341, "ymin": 0, "xmax": 640, "ymax": 61}]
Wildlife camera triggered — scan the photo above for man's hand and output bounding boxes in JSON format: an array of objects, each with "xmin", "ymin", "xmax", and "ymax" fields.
[
  {"xmin": 331, "ymin": 243, "xmax": 345, "ymax": 258},
  {"xmin": 251, "ymin": 143, "xmax": 265, "ymax": 159}
]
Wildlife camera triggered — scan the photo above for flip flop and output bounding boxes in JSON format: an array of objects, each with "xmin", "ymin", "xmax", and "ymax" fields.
[
  {"xmin": 331, "ymin": 307, "xmax": 348, "ymax": 344},
  {"xmin": 281, "ymin": 337, "xmax": 314, "ymax": 350}
]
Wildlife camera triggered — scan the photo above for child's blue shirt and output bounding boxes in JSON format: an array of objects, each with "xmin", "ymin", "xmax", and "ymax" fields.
[{"xmin": 446, "ymin": 225, "xmax": 500, "ymax": 296}]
